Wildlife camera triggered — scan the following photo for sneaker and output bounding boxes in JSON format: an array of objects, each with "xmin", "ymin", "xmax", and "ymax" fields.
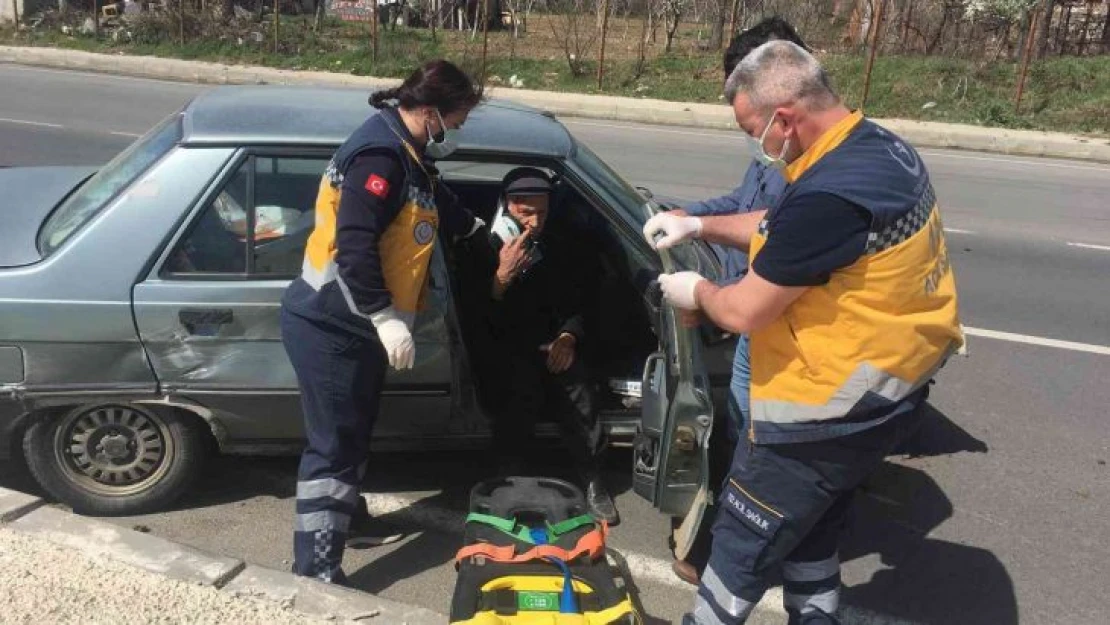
[{"xmin": 346, "ymin": 510, "xmax": 406, "ymax": 548}]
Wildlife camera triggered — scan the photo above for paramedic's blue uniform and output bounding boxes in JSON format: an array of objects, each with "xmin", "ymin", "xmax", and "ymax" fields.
[
  {"xmin": 281, "ymin": 107, "xmax": 477, "ymax": 583},
  {"xmin": 690, "ymin": 113, "xmax": 963, "ymax": 625}
]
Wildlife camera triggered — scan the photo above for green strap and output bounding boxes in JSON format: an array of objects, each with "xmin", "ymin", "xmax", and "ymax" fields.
[
  {"xmin": 466, "ymin": 512, "xmax": 517, "ymax": 533},
  {"xmin": 547, "ymin": 514, "xmax": 597, "ymax": 537},
  {"xmin": 467, "ymin": 512, "xmax": 598, "ymax": 544},
  {"xmin": 465, "ymin": 512, "xmax": 538, "ymax": 545}
]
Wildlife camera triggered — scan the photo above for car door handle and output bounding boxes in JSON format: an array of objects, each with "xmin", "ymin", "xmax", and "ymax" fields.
[{"xmin": 179, "ymin": 308, "xmax": 234, "ymax": 334}]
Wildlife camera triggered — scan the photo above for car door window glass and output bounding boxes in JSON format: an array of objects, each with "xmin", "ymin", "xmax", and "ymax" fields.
[{"xmin": 166, "ymin": 155, "xmax": 327, "ymax": 277}]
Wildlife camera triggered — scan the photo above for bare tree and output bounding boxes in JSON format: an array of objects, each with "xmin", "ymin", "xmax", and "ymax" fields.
[
  {"xmin": 548, "ymin": 0, "xmax": 600, "ymax": 76},
  {"xmin": 662, "ymin": 0, "xmax": 685, "ymax": 52},
  {"xmin": 504, "ymin": 0, "xmax": 536, "ymax": 37},
  {"xmin": 1102, "ymin": 0, "xmax": 1110, "ymax": 52},
  {"xmin": 708, "ymin": 0, "xmax": 727, "ymax": 49},
  {"xmin": 1035, "ymin": 0, "xmax": 1057, "ymax": 57},
  {"xmin": 635, "ymin": 0, "xmax": 651, "ymax": 77}
]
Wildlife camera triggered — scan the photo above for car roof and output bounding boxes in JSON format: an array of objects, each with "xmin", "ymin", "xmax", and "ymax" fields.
[{"xmin": 179, "ymin": 86, "xmax": 575, "ymax": 158}]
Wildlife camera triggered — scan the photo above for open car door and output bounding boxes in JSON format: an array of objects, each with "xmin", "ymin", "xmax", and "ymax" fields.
[{"xmin": 633, "ymin": 202, "xmax": 717, "ymax": 561}]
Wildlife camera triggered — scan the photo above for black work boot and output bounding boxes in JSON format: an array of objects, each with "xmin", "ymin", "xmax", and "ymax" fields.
[
  {"xmin": 346, "ymin": 497, "xmax": 405, "ymax": 548},
  {"xmin": 584, "ymin": 471, "xmax": 620, "ymax": 526}
]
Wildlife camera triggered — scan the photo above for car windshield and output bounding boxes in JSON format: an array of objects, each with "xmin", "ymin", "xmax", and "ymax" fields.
[
  {"xmin": 571, "ymin": 141, "xmax": 719, "ymax": 279},
  {"xmin": 38, "ymin": 113, "xmax": 182, "ymax": 256}
]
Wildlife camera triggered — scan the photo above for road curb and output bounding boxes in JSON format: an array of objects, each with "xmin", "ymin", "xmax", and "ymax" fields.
[
  {"xmin": 0, "ymin": 487, "xmax": 44, "ymax": 522},
  {"xmin": 2, "ymin": 45, "xmax": 1109, "ymax": 163},
  {"xmin": 225, "ymin": 565, "xmax": 447, "ymax": 624},
  {"xmin": 0, "ymin": 486, "xmax": 448, "ymax": 623}
]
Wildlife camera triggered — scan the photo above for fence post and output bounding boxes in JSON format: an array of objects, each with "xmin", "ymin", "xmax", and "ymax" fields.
[
  {"xmin": 480, "ymin": 0, "xmax": 490, "ymax": 82},
  {"xmin": 727, "ymin": 0, "xmax": 740, "ymax": 42},
  {"xmin": 1015, "ymin": 3, "xmax": 1041, "ymax": 114},
  {"xmin": 860, "ymin": 0, "xmax": 886, "ymax": 109},
  {"xmin": 273, "ymin": 0, "xmax": 280, "ymax": 53},
  {"xmin": 371, "ymin": 0, "xmax": 379, "ymax": 63},
  {"xmin": 597, "ymin": 0, "xmax": 610, "ymax": 89}
]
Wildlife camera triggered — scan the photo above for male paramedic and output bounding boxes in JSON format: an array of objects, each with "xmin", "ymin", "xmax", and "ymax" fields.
[
  {"xmin": 671, "ymin": 16, "xmax": 810, "ymax": 587},
  {"xmin": 643, "ymin": 41, "xmax": 963, "ymax": 624}
]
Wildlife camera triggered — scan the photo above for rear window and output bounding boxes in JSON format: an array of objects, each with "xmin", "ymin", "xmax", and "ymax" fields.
[{"xmin": 38, "ymin": 113, "xmax": 182, "ymax": 256}]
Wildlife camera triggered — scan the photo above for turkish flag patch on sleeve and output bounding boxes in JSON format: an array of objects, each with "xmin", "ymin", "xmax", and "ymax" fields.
[{"xmin": 365, "ymin": 174, "xmax": 390, "ymax": 198}]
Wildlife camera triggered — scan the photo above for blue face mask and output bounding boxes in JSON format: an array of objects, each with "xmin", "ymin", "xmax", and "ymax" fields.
[{"xmin": 746, "ymin": 113, "xmax": 791, "ymax": 170}]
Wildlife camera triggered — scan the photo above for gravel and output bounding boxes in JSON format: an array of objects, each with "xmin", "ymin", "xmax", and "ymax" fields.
[{"xmin": 0, "ymin": 527, "xmax": 329, "ymax": 624}]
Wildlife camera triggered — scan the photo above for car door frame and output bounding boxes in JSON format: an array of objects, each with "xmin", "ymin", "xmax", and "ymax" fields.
[{"xmin": 559, "ymin": 158, "xmax": 717, "ymax": 560}]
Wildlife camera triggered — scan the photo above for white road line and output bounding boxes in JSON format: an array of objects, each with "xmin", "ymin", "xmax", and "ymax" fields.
[
  {"xmin": 0, "ymin": 63, "xmax": 200, "ymax": 86},
  {"xmin": 1067, "ymin": 241, "xmax": 1110, "ymax": 252},
  {"xmin": 0, "ymin": 117, "xmax": 64, "ymax": 129},
  {"xmin": 363, "ymin": 492, "xmax": 920, "ymax": 624},
  {"xmin": 964, "ymin": 327, "xmax": 1110, "ymax": 356},
  {"xmin": 943, "ymin": 228, "xmax": 976, "ymax": 235},
  {"xmin": 916, "ymin": 150, "xmax": 1110, "ymax": 172},
  {"xmin": 111, "ymin": 131, "xmax": 142, "ymax": 138}
]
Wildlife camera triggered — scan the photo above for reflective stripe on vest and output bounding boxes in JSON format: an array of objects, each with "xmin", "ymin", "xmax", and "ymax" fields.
[{"xmin": 748, "ymin": 114, "xmax": 963, "ymax": 437}]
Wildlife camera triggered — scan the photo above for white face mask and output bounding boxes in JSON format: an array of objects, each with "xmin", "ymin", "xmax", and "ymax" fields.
[
  {"xmin": 425, "ymin": 108, "xmax": 459, "ymax": 160},
  {"xmin": 746, "ymin": 113, "xmax": 791, "ymax": 170}
]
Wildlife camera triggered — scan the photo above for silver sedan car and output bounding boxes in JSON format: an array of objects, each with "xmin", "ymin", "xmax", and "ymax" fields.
[{"xmin": 0, "ymin": 87, "xmax": 730, "ymax": 555}]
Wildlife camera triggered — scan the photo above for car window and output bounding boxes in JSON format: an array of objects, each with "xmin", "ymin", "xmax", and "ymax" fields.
[
  {"xmin": 39, "ymin": 113, "xmax": 182, "ymax": 256},
  {"xmin": 571, "ymin": 142, "xmax": 718, "ymax": 280},
  {"xmin": 165, "ymin": 155, "xmax": 327, "ymax": 278}
]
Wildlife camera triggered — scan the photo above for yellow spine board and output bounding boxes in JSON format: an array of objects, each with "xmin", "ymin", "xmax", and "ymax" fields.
[{"xmin": 450, "ymin": 575, "xmax": 633, "ymax": 625}]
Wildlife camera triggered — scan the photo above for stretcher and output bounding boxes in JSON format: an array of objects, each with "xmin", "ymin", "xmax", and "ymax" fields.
[{"xmin": 449, "ymin": 477, "xmax": 639, "ymax": 625}]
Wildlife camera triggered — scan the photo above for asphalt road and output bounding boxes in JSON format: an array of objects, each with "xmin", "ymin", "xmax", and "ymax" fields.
[{"xmin": 1, "ymin": 63, "xmax": 1108, "ymax": 625}]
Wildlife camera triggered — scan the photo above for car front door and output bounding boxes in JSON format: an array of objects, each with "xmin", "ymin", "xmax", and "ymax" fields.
[
  {"xmin": 566, "ymin": 146, "xmax": 717, "ymax": 561},
  {"xmin": 131, "ymin": 149, "xmax": 457, "ymax": 449},
  {"xmin": 634, "ymin": 230, "xmax": 718, "ymax": 561}
]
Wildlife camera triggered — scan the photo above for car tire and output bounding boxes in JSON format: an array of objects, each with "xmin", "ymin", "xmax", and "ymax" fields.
[{"xmin": 22, "ymin": 403, "xmax": 208, "ymax": 516}]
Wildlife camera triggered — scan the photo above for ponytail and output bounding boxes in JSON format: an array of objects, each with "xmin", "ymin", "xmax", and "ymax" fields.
[
  {"xmin": 369, "ymin": 87, "xmax": 401, "ymax": 109},
  {"xmin": 367, "ymin": 60, "xmax": 483, "ymax": 115}
]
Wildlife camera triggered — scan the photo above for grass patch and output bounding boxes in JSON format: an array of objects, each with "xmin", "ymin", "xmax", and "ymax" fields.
[{"xmin": 3, "ymin": 18, "xmax": 1107, "ymax": 136}]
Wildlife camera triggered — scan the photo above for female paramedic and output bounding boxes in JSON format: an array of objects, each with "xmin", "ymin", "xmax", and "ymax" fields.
[{"xmin": 280, "ymin": 60, "xmax": 486, "ymax": 584}]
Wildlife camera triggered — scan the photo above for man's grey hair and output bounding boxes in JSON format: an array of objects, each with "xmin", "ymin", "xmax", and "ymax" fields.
[{"xmin": 724, "ymin": 40, "xmax": 839, "ymax": 112}]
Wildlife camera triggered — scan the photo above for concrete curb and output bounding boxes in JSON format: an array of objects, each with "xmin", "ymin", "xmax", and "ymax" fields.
[
  {"xmin": 3, "ymin": 45, "xmax": 1110, "ymax": 163},
  {"xmin": 0, "ymin": 486, "xmax": 447, "ymax": 624}
]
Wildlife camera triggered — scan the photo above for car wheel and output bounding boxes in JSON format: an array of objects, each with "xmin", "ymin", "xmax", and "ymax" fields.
[{"xmin": 22, "ymin": 403, "xmax": 208, "ymax": 516}]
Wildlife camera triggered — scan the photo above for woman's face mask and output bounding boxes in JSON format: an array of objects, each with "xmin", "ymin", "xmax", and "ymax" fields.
[
  {"xmin": 746, "ymin": 113, "xmax": 791, "ymax": 170},
  {"xmin": 425, "ymin": 108, "xmax": 460, "ymax": 159}
]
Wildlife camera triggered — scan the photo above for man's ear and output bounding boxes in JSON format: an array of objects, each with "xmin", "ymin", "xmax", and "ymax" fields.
[{"xmin": 777, "ymin": 105, "xmax": 802, "ymax": 141}]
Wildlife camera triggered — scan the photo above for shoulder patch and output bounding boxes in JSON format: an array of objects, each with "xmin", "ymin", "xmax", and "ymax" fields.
[{"xmin": 365, "ymin": 174, "xmax": 390, "ymax": 198}]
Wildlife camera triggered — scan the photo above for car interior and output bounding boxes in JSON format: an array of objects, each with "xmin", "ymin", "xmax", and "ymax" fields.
[{"xmin": 440, "ymin": 161, "xmax": 660, "ymax": 427}]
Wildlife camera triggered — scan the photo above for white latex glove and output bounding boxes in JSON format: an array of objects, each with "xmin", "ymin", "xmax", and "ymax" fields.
[
  {"xmin": 658, "ymin": 272, "xmax": 707, "ymax": 310},
  {"xmin": 642, "ymin": 212, "xmax": 703, "ymax": 250},
  {"xmin": 371, "ymin": 307, "xmax": 415, "ymax": 370}
]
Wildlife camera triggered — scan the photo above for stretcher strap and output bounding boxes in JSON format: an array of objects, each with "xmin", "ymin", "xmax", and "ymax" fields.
[
  {"xmin": 465, "ymin": 513, "xmax": 599, "ymax": 545},
  {"xmin": 455, "ymin": 523, "xmax": 609, "ymax": 566}
]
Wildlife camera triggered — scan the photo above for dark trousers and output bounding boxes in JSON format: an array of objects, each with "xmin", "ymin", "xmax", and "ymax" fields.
[
  {"xmin": 281, "ymin": 308, "xmax": 387, "ymax": 584},
  {"xmin": 692, "ymin": 405, "xmax": 929, "ymax": 625},
  {"xmin": 491, "ymin": 345, "xmax": 601, "ymax": 476}
]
